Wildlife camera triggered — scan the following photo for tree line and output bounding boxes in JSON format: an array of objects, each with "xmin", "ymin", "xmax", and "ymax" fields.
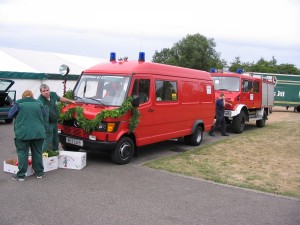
[{"xmin": 152, "ymin": 33, "xmax": 300, "ymax": 75}]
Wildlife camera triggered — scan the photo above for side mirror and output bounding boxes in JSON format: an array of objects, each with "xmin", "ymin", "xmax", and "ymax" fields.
[{"xmin": 132, "ymin": 95, "xmax": 140, "ymax": 107}]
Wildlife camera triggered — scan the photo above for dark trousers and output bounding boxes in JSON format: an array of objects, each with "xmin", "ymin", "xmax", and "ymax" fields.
[
  {"xmin": 211, "ymin": 116, "xmax": 227, "ymax": 134},
  {"xmin": 15, "ymin": 138, "xmax": 44, "ymax": 177},
  {"xmin": 42, "ymin": 122, "xmax": 59, "ymax": 151}
]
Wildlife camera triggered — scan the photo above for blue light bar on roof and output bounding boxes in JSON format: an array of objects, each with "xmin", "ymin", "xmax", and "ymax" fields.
[
  {"xmin": 236, "ymin": 68, "xmax": 243, "ymax": 74},
  {"xmin": 110, "ymin": 52, "xmax": 116, "ymax": 61},
  {"xmin": 138, "ymin": 52, "xmax": 145, "ymax": 62},
  {"xmin": 210, "ymin": 68, "xmax": 216, "ymax": 73}
]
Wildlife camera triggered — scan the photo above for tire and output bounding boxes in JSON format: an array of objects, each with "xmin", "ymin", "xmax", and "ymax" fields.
[
  {"xmin": 295, "ymin": 105, "xmax": 300, "ymax": 113},
  {"xmin": 184, "ymin": 126, "xmax": 203, "ymax": 146},
  {"xmin": 232, "ymin": 111, "xmax": 245, "ymax": 134},
  {"xmin": 5, "ymin": 118, "xmax": 13, "ymax": 124},
  {"xmin": 256, "ymin": 111, "xmax": 266, "ymax": 128},
  {"xmin": 111, "ymin": 137, "xmax": 134, "ymax": 165}
]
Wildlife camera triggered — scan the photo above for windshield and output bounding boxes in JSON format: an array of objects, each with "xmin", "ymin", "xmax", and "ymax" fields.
[
  {"xmin": 73, "ymin": 75, "xmax": 130, "ymax": 106},
  {"xmin": 0, "ymin": 79, "xmax": 14, "ymax": 91},
  {"xmin": 212, "ymin": 76, "xmax": 240, "ymax": 92}
]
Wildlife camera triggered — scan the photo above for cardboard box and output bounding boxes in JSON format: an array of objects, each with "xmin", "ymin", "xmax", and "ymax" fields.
[
  {"xmin": 43, "ymin": 156, "xmax": 58, "ymax": 172},
  {"xmin": 58, "ymin": 151, "xmax": 86, "ymax": 170},
  {"xmin": 3, "ymin": 159, "xmax": 33, "ymax": 176}
]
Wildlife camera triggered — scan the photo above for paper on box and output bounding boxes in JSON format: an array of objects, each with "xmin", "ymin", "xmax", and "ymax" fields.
[
  {"xmin": 58, "ymin": 151, "xmax": 86, "ymax": 170},
  {"xmin": 43, "ymin": 156, "xmax": 58, "ymax": 172}
]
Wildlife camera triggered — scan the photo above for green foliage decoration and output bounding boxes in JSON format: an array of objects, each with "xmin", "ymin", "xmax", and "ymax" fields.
[{"xmin": 58, "ymin": 92, "xmax": 140, "ymax": 133}]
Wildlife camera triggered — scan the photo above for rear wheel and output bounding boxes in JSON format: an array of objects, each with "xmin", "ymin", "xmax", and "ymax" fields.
[
  {"xmin": 184, "ymin": 126, "xmax": 203, "ymax": 146},
  {"xmin": 256, "ymin": 110, "xmax": 267, "ymax": 128},
  {"xmin": 232, "ymin": 111, "xmax": 245, "ymax": 134},
  {"xmin": 111, "ymin": 137, "xmax": 134, "ymax": 165}
]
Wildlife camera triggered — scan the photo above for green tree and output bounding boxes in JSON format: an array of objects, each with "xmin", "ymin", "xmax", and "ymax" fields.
[
  {"xmin": 251, "ymin": 57, "xmax": 277, "ymax": 73},
  {"xmin": 229, "ymin": 56, "xmax": 300, "ymax": 75},
  {"xmin": 229, "ymin": 57, "xmax": 253, "ymax": 73},
  {"xmin": 276, "ymin": 63, "xmax": 299, "ymax": 74},
  {"xmin": 152, "ymin": 33, "xmax": 226, "ymax": 71}
]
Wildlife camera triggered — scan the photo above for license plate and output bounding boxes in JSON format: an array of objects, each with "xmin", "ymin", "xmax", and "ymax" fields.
[{"xmin": 66, "ymin": 137, "xmax": 83, "ymax": 146}]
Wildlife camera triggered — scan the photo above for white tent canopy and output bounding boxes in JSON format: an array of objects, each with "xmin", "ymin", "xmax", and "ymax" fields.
[
  {"xmin": 0, "ymin": 47, "xmax": 107, "ymax": 99},
  {"xmin": 0, "ymin": 47, "xmax": 106, "ymax": 74}
]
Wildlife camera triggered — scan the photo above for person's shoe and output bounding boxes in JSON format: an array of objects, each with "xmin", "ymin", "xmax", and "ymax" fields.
[
  {"xmin": 222, "ymin": 133, "xmax": 229, "ymax": 136},
  {"xmin": 208, "ymin": 132, "xmax": 215, "ymax": 137},
  {"xmin": 37, "ymin": 174, "xmax": 45, "ymax": 179},
  {"xmin": 12, "ymin": 174, "xmax": 26, "ymax": 181}
]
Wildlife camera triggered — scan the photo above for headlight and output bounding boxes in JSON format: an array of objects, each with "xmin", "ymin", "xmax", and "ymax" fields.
[
  {"xmin": 98, "ymin": 122, "xmax": 118, "ymax": 132},
  {"xmin": 98, "ymin": 123, "xmax": 107, "ymax": 132}
]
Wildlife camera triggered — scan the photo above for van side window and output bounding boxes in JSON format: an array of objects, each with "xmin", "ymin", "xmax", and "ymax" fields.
[
  {"xmin": 132, "ymin": 79, "xmax": 150, "ymax": 104},
  {"xmin": 155, "ymin": 80, "xmax": 177, "ymax": 101}
]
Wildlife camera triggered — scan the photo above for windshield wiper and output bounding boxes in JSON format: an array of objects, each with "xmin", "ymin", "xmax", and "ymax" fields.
[
  {"xmin": 75, "ymin": 96, "xmax": 107, "ymax": 105},
  {"xmin": 74, "ymin": 96, "xmax": 86, "ymax": 103}
]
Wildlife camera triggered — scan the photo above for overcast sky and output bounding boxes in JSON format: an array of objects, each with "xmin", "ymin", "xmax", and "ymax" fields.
[{"xmin": 1, "ymin": 0, "xmax": 300, "ymax": 68}]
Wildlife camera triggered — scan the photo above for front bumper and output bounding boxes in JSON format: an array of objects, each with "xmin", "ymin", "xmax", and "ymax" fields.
[{"xmin": 58, "ymin": 133, "xmax": 117, "ymax": 152}]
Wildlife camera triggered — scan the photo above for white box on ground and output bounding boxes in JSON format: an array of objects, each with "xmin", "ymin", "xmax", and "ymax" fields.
[
  {"xmin": 3, "ymin": 159, "xmax": 34, "ymax": 176},
  {"xmin": 58, "ymin": 151, "xmax": 86, "ymax": 170},
  {"xmin": 43, "ymin": 156, "xmax": 58, "ymax": 172}
]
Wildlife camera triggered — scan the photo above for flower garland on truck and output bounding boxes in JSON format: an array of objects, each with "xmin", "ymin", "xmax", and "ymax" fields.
[{"xmin": 58, "ymin": 91, "xmax": 140, "ymax": 133}]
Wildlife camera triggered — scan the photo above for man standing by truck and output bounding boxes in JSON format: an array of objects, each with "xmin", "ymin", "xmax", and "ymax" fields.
[
  {"xmin": 209, "ymin": 93, "xmax": 229, "ymax": 136},
  {"xmin": 38, "ymin": 84, "xmax": 76, "ymax": 152}
]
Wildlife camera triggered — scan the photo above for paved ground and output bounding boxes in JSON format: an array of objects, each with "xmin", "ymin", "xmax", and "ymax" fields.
[{"xmin": 1, "ymin": 114, "xmax": 299, "ymax": 225}]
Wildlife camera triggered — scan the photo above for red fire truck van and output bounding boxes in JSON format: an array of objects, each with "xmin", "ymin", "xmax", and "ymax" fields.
[
  {"xmin": 58, "ymin": 53, "xmax": 215, "ymax": 164},
  {"xmin": 210, "ymin": 69, "xmax": 275, "ymax": 134}
]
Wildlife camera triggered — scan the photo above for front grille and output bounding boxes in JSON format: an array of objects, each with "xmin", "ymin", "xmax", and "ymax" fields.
[{"xmin": 63, "ymin": 126, "xmax": 90, "ymax": 139}]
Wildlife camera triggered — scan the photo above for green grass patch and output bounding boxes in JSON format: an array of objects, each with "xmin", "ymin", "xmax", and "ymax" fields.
[{"xmin": 144, "ymin": 113, "xmax": 300, "ymax": 198}]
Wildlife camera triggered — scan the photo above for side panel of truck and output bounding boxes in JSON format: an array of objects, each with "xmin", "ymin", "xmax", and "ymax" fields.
[
  {"xmin": 151, "ymin": 77, "xmax": 214, "ymax": 144},
  {"xmin": 252, "ymin": 72, "xmax": 300, "ymax": 109},
  {"xmin": 262, "ymin": 82, "xmax": 274, "ymax": 107},
  {"xmin": 131, "ymin": 74, "xmax": 215, "ymax": 146}
]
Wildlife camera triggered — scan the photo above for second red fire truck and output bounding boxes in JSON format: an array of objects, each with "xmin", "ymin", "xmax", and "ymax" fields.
[{"xmin": 210, "ymin": 69, "xmax": 275, "ymax": 133}]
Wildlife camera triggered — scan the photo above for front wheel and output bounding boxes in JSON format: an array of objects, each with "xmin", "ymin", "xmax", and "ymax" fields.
[
  {"xmin": 111, "ymin": 137, "xmax": 134, "ymax": 165},
  {"xmin": 184, "ymin": 126, "xmax": 203, "ymax": 146},
  {"xmin": 232, "ymin": 111, "xmax": 245, "ymax": 134}
]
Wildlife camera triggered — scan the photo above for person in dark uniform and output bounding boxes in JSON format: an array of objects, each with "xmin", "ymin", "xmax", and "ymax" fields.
[
  {"xmin": 9, "ymin": 90, "xmax": 47, "ymax": 181},
  {"xmin": 38, "ymin": 84, "xmax": 76, "ymax": 151},
  {"xmin": 209, "ymin": 92, "xmax": 229, "ymax": 136}
]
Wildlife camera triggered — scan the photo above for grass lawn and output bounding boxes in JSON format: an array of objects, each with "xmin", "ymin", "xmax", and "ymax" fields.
[{"xmin": 144, "ymin": 110, "xmax": 300, "ymax": 198}]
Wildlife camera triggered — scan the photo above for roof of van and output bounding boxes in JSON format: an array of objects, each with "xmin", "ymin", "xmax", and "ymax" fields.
[{"xmin": 84, "ymin": 60, "xmax": 212, "ymax": 80}]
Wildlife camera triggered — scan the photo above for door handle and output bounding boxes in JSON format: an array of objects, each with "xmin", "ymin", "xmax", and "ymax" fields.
[{"xmin": 148, "ymin": 109, "xmax": 154, "ymax": 112}]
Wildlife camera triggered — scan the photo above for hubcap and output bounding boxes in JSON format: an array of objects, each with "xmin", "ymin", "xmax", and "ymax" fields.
[
  {"xmin": 196, "ymin": 130, "xmax": 202, "ymax": 143},
  {"xmin": 119, "ymin": 142, "xmax": 131, "ymax": 160}
]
